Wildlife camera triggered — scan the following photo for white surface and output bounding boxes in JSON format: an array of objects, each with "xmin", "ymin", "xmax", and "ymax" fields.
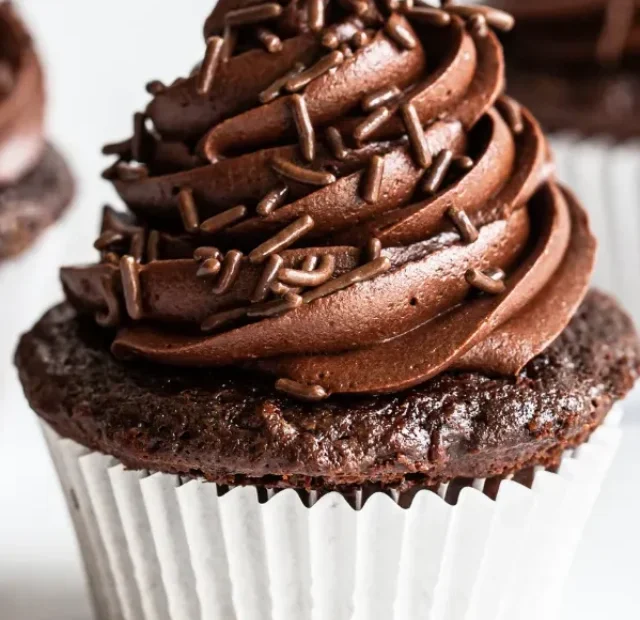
[{"xmin": 0, "ymin": 1, "xmax": 639, "ymax": 618}]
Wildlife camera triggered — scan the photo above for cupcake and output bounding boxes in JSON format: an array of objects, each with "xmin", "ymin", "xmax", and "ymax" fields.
[
  {"xmin": 15, "ymin": 2, "xmax": 640, "ymax": 619},
  {"xmin": 489, "ymin": 0, "xmax": 640, "ymax": 324},
  {"xmin": 0, "ymin": 2, "xmax": 73, "ymax": 261}
]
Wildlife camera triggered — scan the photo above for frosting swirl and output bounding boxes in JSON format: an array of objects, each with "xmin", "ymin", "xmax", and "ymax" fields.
[
  {"xmin": 0, "ymin": 3, "xmax": 45, "ymax": 186},
  {"xmin": 61, "ymin": 0, "xmax": 596, "ymax": 399}
]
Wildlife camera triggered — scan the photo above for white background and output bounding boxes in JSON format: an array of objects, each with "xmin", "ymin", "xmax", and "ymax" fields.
[{"xmin": 0, "ymin": 1, "xmax": 639, "ymax": 618}]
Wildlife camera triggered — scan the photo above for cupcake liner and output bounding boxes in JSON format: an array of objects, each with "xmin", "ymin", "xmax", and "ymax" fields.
[
  {"xmin": 40, "ymin": 402, "xmax": 623, "ymax": 620},
  {"xmin": 551, "ymin": 134, "xmax": 640, "ymax": 326}
]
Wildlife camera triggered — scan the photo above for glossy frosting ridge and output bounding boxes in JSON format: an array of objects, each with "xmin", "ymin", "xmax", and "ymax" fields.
[{"xmin": 61, "ymin": 0, "xmax": 596, "ymax": 399}]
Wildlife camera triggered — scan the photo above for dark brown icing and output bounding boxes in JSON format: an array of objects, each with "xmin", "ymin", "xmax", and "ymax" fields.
[
  {"xmin": 0, "ymin": 3, "xmax": 45, "ymax": 186},
  {"xmin": 492, "ymin": 0, "xmax": 640, "ymax": 136},
  {"xmin": 61, "ymin": 1, "xmax": 596, "ymax": 398}
]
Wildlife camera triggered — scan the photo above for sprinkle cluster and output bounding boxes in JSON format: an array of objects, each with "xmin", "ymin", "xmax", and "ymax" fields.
[{"xmin": 98, "ymin": 0, "xmax": 518, "ymax": 400}]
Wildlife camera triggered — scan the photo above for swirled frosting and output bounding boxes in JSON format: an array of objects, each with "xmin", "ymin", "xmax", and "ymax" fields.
[
  {"xmin": 61, "ymin": 0, "xmax": 596, "ymax": 400},
  {"xmin": 0, "ymin": 2, "xmax": 45, "ymax": 186}
]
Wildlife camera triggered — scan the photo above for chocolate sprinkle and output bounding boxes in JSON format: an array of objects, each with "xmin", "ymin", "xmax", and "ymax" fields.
[
  {"xmin": 447, "ymin": 5, "xmax": 515, "ymax": 32},
  {"xmin": 119, "ymin": 255, "xmax": 143, "ymax": 320},
  {"xmin": 259, "ymin": 62, "xmax": 306, "ymax": 104},
  {"xmin": 362, "ymin": 155, "xmax": 385, "ymax": 203},
  {"xmin": 325, "ymin": 126, "xmax": 349, "ymax": 160},
  {"xmin": 129, "ymin": 229, "xmax": 145, "ymax": 262},
  {"xmin": 385, "ymin": 14, "xmax": 418, "ymax": 50},
  {"xmin": 354, "ymin": 106, "xmax": 391, "ymax": 143},
  {"xmin": 285, "ymin": 51, "xmax": 344, "ymax": 93},
  {"xmin": 131, "ymin": 113, "xmax": 147, "ymax": 162},
  {"xmin": 362, "ymin": 85, "xmax": 401, "ymax": 112},
  {"xmin": 146, "ymin": 230, "xmax": 160, "ymax": 262},
  {"xmin": 270, "ymin": 281, "xmax": 294, "ymax": 296},
  {"xmin": 212, "ymin": 250, "xmax": 244, "ymax": 294},
  {"xmin": 271, "ymin": 157, "xmax": 337, "ymax": 186},
  {"xmin": 102, "ymin": 139, "xmax": 132, "ymax": 157},
  {"xmin": 308, "ymin": 0, "xmax": 325, "ymax": 32},
  {"xmin": 252, "ymin": 254, "xmax": 284, "ymax": 302},
  {"xmin": 340, "ymin": 43, "xmax": 354, "ymax": 59},
  {"xmin": 178, "ymin": 188, "xmax": 200, "ymax": 234},
  {"xmin": 454, "ymin": 155, "xmax": 475, "ymax": 170},
  {"xmin": 96, "ymin": 273, "xmax": 121, "ymax": 328},
  {"xmin": 351, "ymin": 30, "xmax": 370, "ymax": 48},
  {"xmin": 467, "ymin": 14, "xmax": 488, "ymax": 37},
  {"xmin": 249, "ymin": 214, "xmax": 315, "ymax": 264},
  {"xmin": 401, "ymin": 102, "xmax": 431, "ymax": 168},
  {"xmin": 321, "ymin": 31, "xmax": 340, "ymax": 49},
  {"xmin": 405, "ymin": 6, "xmax": 451, "ymax": 26},
  {"xmin": 225, "ymin": 3, "xmax": 283, "ymax": 27},
  {"xmin": 275, "ymin": 378, "xmax": 328, "ymax": 401},
  {"xmin": 291, "ymin": 94, "xmax": 316, "ymax": 162},
  {"xmin": 367, "ymin": 237, "xmax": 382, "ymax": 261},
  {"xmin": 497, "ymin": 95, "xmax": 524, "ymax": 135},
  {"xmin": 279, "ymin": 254, "xmax": 336, "ymax": 287},
  {"xmin": 257, "ymin": 186, "xmax": 290, "ymax": 216},
  {"xmin": 194, "ymin": 246, "xmax": 223, "ymax": 262},
  {"xmin": 248, "ymin": 292, "xmax": 303, "ymax": 318},
  {"xmin": 201, "ymin": 307, "xmax": 248, "ymax": 333},
  {"xmin": 200, "ymin": 205, "xmax": 248, "ymax": 234},
  {"xmin": 221, "ymin": 25, "xmax": 238, "ymax": 61},
  {"xmin": 197, "ymin": 257, "xmax": 223, "ymax": 278},
  {"xmin": 447, "ymin": 206, "xmax": 479, "ymax": 243},
  {"xmin": 465, "ymin": 267, "xmax": 506, "ymax": 294},
  {"xmin": 197, "ymin": 36, "xmax": 224, "ymax": 96},
  {"xmin": 115, "ymin": 163, "xmax": 149, "ymax": 182},
  {"xmin": 94, "ymin": 230, "xmax": 125, "ymax": 251},
  {"xmin": 145, "ymin": 80, "xmax": 165, "ymax": 95},
  {"xmin": 422, "ymin": 149, "xmax": 453, "ymax": 194},
  {"xmin": 257, "ymin": 27, "xmax": 283, "ymax": 53},
  {"xmin": 302, "ymin": 256, "xmax": 391, "ymax": 303}
]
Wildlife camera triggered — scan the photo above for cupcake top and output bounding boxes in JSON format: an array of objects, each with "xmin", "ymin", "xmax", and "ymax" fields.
[
  {"xmin": 491, "ymin": 0, "xmax": 640, "ymax": 136},
  {"xmin": 62, "ymin": 0, "xmax": 595, "ymax": 400},
  {"xmin": 0, "ymin": 2, "xmax": 45, "ymax": 186}
]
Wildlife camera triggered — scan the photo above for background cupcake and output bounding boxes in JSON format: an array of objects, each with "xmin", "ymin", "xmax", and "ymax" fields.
[
  {"xmin": 489, "ymin": 0, "xmax": 640, "ymax": 325},
  {"xmin": 0, "ymin": 2, "xmax": 73, "ymax": 261},
  {"xmin": 0, "ymin": 2, "xmax": 74, "ymax": 420},
  {"xmin": 14, "ymin": 1, "xmax": 640, "ymax": 619}
]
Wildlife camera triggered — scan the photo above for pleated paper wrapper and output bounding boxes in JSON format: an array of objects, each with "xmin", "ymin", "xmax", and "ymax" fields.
[
  {"xmin": 40, "ymin": 402, "xmax": 624, "ymax": 620},
  {"xmin": 551, "ymin": 135, "xmax": 640, "ymax": 327}
]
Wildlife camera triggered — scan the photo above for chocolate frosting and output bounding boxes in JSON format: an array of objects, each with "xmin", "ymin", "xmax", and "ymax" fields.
[
  {"xmin": 491, "ymin": 0, "xmax": 640, "ymax": 136},
  {"xmin": 492, "ymin": 0, "xmax": 640, "ymax": 65},
  {"xmin": 61, "ymin": 1, "xmax": 596, "ymax": 398},
  {"xmin": 0, "ymin": 2, "xmax": 45, "ymax": 186}
]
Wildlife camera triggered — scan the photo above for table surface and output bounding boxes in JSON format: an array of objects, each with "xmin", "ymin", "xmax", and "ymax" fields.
[{"xmin": 1, "ymin": 1, "xmax": 639, "ymax": 618}]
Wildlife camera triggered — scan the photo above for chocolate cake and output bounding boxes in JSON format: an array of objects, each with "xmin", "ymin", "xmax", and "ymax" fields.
[{"xmin": 15, "ymin": 0, "xmax": 640, "ymax": 493}]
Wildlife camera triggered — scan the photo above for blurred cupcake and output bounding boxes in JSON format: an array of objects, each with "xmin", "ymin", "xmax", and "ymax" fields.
[
  {"xmin": 0, "ymin": 2, "xmax": 73, "ymax": 261},
  {"xmin": 490, "ymin": 0, "xmax": 640, "ymax": 323},
  {"xmin": 15, "ymin": 2, "xmax": 640, "ymax": 619}
]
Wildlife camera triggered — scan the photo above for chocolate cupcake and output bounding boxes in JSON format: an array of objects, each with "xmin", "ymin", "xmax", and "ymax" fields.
[
  {"xmin": 15, "ymin": 2, "xmax": 640, "ymax": 619},
  {"xmin": 0, "ymin": 2, "xmax": 73, "ymax": 261},
  {"xmin": 490, "ymin": 0, "xmax": 640, "ymax": 325}
]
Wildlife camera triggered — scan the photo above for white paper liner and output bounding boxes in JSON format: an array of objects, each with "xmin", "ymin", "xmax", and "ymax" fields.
[
  {"xmin": 41, "ymin": 404, "xmax": 623, "ymax": 620},
  {"xmin": 551, "ymin": 134, "xmax": 640, "ymax": 326}
]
